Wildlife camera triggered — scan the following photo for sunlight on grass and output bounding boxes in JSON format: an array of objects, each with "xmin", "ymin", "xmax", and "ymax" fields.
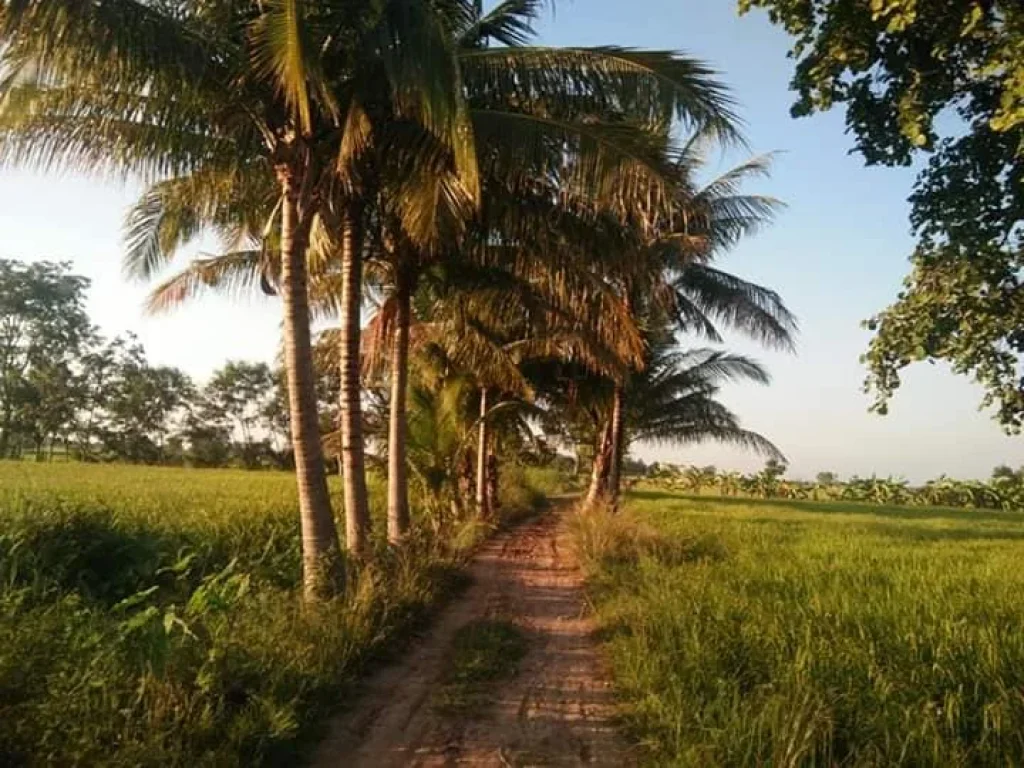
[
  {"xmin": 0, "ymin": 462, "xmax": 545, "ymax": 765},
  {"xmin": 574, "ymin": 493, "xmax": 1024, "ymax": 766}
]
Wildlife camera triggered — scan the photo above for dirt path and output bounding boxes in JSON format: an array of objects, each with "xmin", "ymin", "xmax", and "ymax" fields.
[{"xmin": 311, "ymin": 508, "xmax": 633, "ymax": 767}]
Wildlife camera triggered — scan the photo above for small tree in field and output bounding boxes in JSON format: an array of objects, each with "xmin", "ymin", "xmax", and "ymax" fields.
[
  {"xmin": 992, "ymin": 465, "xmax": 1020, "ymax": 483},
  {"xmin": 0, "ymin": 260, "xmax": 92, "ymax": 458},
  {"xmin": 754, "ymin": 458, "xmax": 788, "ymax": 498}
]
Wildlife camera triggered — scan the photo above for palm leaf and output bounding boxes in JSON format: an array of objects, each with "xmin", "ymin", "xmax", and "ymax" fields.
[
  {"xmin": 461, "ymin": 46, "xmax": 742, "ymax": 141},
  {"xmin": 145, "ymin": 250, "xmax": 272, "ymax": 314},
  {"xmin": 671, "ymin": 265, "xmax": 798, "ymax": 350}
]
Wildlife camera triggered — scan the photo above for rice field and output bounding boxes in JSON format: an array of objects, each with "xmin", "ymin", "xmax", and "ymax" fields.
[
  {"xmin": 0, "ymin": 461, "xmax": 548, "ymax": 766},
  {"xmin": 573, "ymin": 491, "xmax": 1024, "ymax": 766}
]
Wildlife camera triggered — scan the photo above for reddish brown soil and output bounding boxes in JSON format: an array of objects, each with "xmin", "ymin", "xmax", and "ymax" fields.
[{"xmin": 310, "ymin": 509, "xmax": 633, "ymax": 767}]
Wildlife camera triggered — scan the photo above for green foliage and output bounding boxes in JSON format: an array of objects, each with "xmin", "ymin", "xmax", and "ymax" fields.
[
  {"xmin": 0, "ymin": 462, "xmax": 487, "ymax": 765},
  {"xmin": 0, "ymin": 259, "xmax": 92, "ymax": 458},
  {"xmin": 864, "ymin": 245, "xmax": 1024, "ymax": 431},
  {"xmin": 741, "ymin": 0, "xmax": 1024, "ymax": 426},
  {"xmin": 197, "ymin": 361, "xmax": 281, "ymax": 468},
  {"xmin": 576, "ymin": 493, "xmax": 1024, "ymax": 765},
  {"xmin": 0, "ymin": 260, "xmax": 301, "ymax": 467},
  {"xmin": 739, "ymin": 0, "xmax": 1023, "ymax": 247}
]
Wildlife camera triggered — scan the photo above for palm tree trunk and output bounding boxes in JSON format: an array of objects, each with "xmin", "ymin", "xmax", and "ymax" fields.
[
  {"xmin": 386, "ymin": 268, "xmax": 411, "ymax": 545},
  {"xmin": 607, "ymin": 384, "xmax": 625, "ymax": 510},
  {"xmin": 476, "ymin": 387, "xmax": 490, "ymax": 519},
  {"xmin": 585, "ymin": 421, "xmax": 613, "ymax": 508},
  {"xmin": 486, "ymin": 453, "xmax": 498, "ymax": 515},
  {"xmin": 339, "ymin": 203, "xmax": 371, "ymax": 558},
  {"xmin": 279, "ymin": 171, "xmax": 343, "ymax": 601}
]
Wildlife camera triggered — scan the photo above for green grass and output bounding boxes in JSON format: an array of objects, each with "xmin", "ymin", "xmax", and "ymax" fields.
[
  {"xmin": 573, "ymin": 491, "xmax": 1024, "ymax": 767},
  {"xmin": 0, "ymin": 461, "xmax": 547, "ymax": 766},
  {"xmin": 435, "ymin": 619, "xmax": 528, "ymax": 715}
]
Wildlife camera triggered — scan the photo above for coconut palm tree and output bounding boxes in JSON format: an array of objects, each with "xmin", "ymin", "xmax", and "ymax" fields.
[
  {"xmin": 129, "ymin": 4, "xmax": 746, "ymax": 545},
  {"xmin": 624, "ymin": 332, "xmax": 783, "ymax": 461},
  {"xmin": 365, "ymin": 248, "xmax": 640, "ymax": 523},
  {"xmin": 582, "ymin": 141, "xmax": 797, "ymax": 508},
  {"xmin": 0, "ymin": 0, "xmax": 479, "ymax": 597},
  {"xmin": 535, "ymin": 322, "xmax": 783, "ymax": 509}
]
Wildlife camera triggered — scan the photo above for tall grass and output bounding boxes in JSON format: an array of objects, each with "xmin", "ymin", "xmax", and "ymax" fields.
[
  {"xmin": 0, "ymin": 461, "xmax": 548, "ymax": 766},
  {"xmin": 573, "ymin": 492, "xmax": 1024, "ymax": 766}
]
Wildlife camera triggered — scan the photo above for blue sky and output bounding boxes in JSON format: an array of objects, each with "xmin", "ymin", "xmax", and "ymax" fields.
[{"xmin": 3, "ymin": 0, "xmax": 1022, "ymax": 481}]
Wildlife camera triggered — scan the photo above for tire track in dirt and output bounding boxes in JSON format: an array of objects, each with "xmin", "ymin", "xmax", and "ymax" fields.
[{"xmin": 311, "ymin": 507, "xmax": 632, "ymax": 767}]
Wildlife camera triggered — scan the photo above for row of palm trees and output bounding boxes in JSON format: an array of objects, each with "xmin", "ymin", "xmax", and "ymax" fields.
[{"xmin": 0, "ymin": 0, "xmax": 795, "ymax": 600}]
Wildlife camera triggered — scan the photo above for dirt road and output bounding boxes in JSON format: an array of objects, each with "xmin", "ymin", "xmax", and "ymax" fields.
[{"xmin": 311, "ymin": 508, "xmax": 632, "ymax": 767}]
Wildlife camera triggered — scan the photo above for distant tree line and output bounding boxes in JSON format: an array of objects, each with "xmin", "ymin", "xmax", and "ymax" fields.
[{"xmin": 0, "ymin": 259, "xmax": 296, "ymax": 468}]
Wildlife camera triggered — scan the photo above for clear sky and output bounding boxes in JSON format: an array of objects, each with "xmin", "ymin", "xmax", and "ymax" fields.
[{"xmin": 3, "ymin": 0, "xmax": 1021, "ymax": 482}]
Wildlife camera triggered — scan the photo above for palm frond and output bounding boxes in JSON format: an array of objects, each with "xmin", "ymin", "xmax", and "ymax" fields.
[
  {"xmin": 248, "ymin": 0, "xmax": 337, "ymax": 134},
  {"xmin": 672, "ymin": 265, "xmax": 798, "ymax": 350},
  {"xmin": 458, "ymin": 0, "xmax": 541, "ymax": 48},
  {"xmin": 371, "ymin": 0, "xmax": 480, "ymax": 203},
  {"xmin": 461, "ymin": 46, "xmax": 743, "ymax": 142},
  {"xmin": 0, "ymin": 83, "xmax": 233, "ymax": 181},
  {"xmin": 472, "ymin": 108, "xmax": 682, "ymax": 223},
  {"xmin": 123, "ymin": 162, "xmax": 274, "ymax": 281},
  {"xmin": 0, "ymin": 0, "xmax": 222, "ymax": 93},
  {"xmin": 145, "ymin": 250, "xmax": 271, "ymax": 314}
]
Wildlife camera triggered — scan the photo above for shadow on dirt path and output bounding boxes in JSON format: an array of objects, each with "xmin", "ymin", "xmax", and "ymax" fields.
[{"xmin": 310, "ymin": 507, "xmax": 632, "ymax": 767}]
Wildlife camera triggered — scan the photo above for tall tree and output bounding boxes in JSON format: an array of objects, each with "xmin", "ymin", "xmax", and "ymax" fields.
[
  {"xmin": 203, "ymin": 360, "xmax": 278, "ymax": 467},
  {"xmin": 0, "ymin": 0, "xmax": 487, "ymax": 595},
  {"xmin": 95, "ymin": 337, "xmax": 195, "ymax": 464},
  {"xmin": 0, "ymin": 259, "xmax": 92, "ymax": 458},
  {"xmin": 739, "ymin": 0, "xmax": 1024, "ymax": 427}
]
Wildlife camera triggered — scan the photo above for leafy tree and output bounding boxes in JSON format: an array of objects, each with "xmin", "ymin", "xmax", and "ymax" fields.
[
  {"xmin": 991, "ymin": 464, "xmax": 1020, "ymax": 482},
  {"xmin": 179, "ymin": 412, "xmax": 234, "ymax": 468},
  {"xmin": 751, "ymin": 457, "xmax": 789, "ymax": 498},
  {"xmin": 18, "ymin": 357, "xmax": 82, "ymax": 460},
  {"xmin": 0, "ymin": 259, "xmax": 92, "ymax": 457},
  {"xmin": 95, "ymin": 337, "xmax": 195, "ymax": 464},
  {"xmin": 816, "ymin": 470, "xmax": 839, "ymax": 485},
  {"xmin": 763, "ymin": 458, "xmax": 787, "ymax": 480},
  {"xmin": 202, "ymin": 361, "xmax": 278, "ymax": 467},
  {"xmin": 740, "ymin": 0, "xmax": 1024, "ymax": 426},
  {"xmin": 864, "ymin": 244, "xmax": 1024, "ymax": 430},
  {"xmin": 74, "ymin": 335, "xmax": 129, "ymax": 460},
  {"xmin": 739, "ymin": 0, "xmax": 1022, "ymax": 245}
]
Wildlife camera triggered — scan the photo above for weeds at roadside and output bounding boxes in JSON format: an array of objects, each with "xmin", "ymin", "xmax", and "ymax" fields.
[
  {"xmin": 434, "ymin": 619, "xmax": 528, "ymax": 716},
  {"xmin": 0, "ymin": 461, "xmax": 549, "ymax": 766}
]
